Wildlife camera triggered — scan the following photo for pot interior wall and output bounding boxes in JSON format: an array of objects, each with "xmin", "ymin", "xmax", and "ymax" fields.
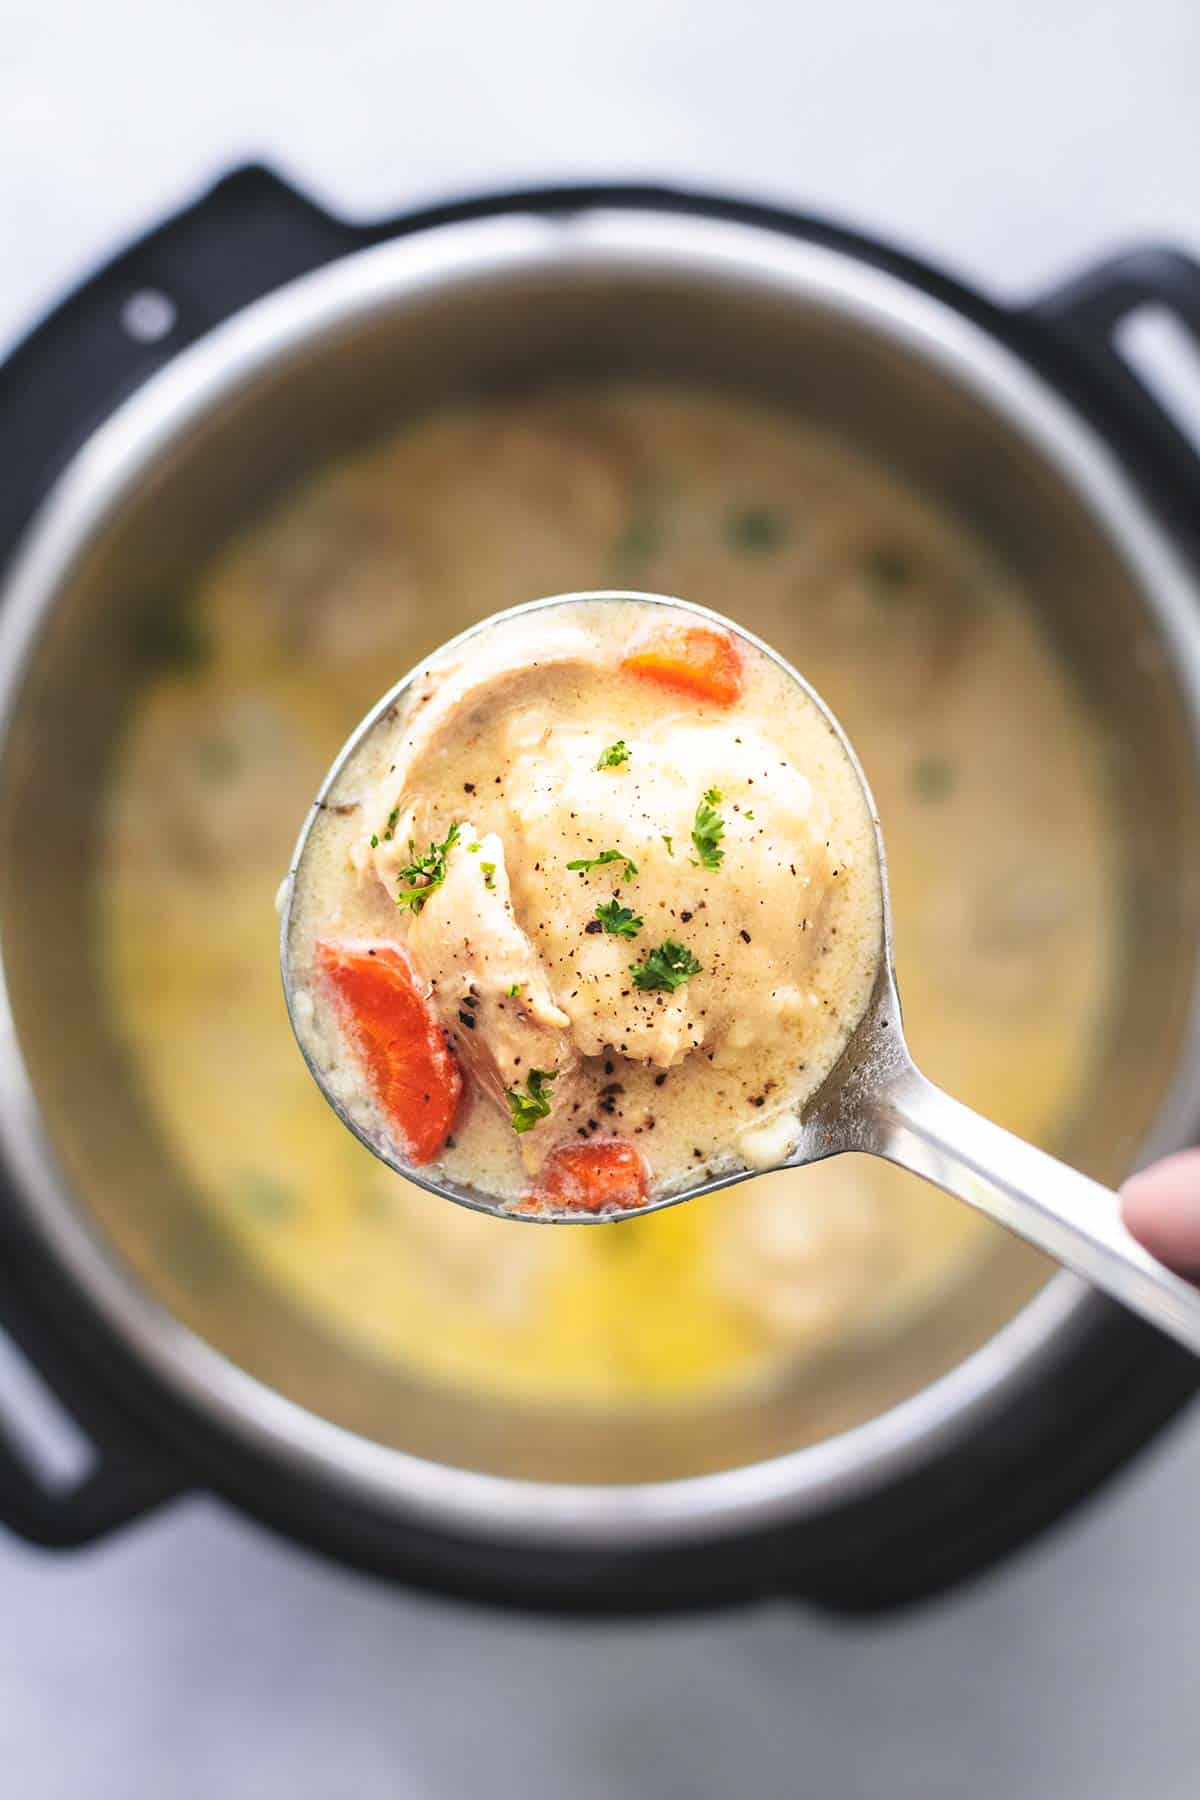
[{"xmin": 1, "ymin": 255, "xmax": 1197, "ymax": 1485}]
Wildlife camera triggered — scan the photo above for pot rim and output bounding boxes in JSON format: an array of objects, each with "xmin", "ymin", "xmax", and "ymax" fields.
[{"xmin": 2, "ymin": 199, "xmax": 1200, "ymax": 1549}]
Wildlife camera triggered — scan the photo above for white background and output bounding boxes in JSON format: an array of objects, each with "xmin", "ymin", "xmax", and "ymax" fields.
[{"xmin": 3, "ymin": 2, "xmax": 1200, "ymax": 1794}]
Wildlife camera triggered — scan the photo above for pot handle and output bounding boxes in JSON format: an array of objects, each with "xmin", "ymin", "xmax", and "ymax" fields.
[
  {"xmin": 1033, "ymin": 245, "xmax": 1200, "ymax": 477},
  {"xmin": 0, "ymin": 1244, "xmax": 183, "ymax": 1546},
  {"xmin": 0, "ymin": 163, "xmax": 358, "ymax": 554}
]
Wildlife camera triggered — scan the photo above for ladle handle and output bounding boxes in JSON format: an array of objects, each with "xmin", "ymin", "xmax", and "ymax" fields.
[{"xmin": 874, "ymin": 1065, "xmax": 1200, "ymax": 1357}]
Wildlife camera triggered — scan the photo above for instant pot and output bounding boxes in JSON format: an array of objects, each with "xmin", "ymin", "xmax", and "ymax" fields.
[{"xmin": 1, "ymin": 166, "xmax": 1199, "ymax": 1613}]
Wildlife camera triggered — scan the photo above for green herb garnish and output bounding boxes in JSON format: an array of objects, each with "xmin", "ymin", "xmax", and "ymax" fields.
[
  {"xmin": 233, "ymin": 1170, "xmax": 296, "ymax": 1221},
  {"xmin": 567, "ymin": 847, "xmax": 639, "ymax": 880},
  {"xmin": 596, "ymin": 739, "xmax": 630, "ymax": 770},
  {"xmin": 630, "ymin": 940, "xmax": 702, "ymax": 992},
  {"xmin": 912, "ymin": 755, "xmax": 955, "ymax": 801},
  {"xmin": 594, "ymin": 899, "xmax": 643, "ymax": 939},
  {"xmin": 612, "ymin": 486, "xmax": 663, "ymax": 570},
  {"xmin": 506, "ymin": 1069, "xmax": 557, "ymax": 1133},
  {"xmin": 864, "ymin": 545, "xmax": 914, "ymax": 597},
  {"xmin": 481, "ymin": 860, "xmax": 497, "ymax": 890},
  {"xmin": 382, "ymin": 807, "xmax": 399, "ymax": 842},
  {"xmin": 133, "ymin": 602, "xmax": 211, "ymax": 674},
  {"xmin": 395, "ymin": 822, "xmax": 461, "ymax": 913},
  {"xmin": 690, "ymin": 788, "xmax": 725, "ymax": 870},
  {"xmin": 662, "ymin": 834, "xmax": 674, "ymax": 856},
  {"xmin": 725, "ymin": 506, "xmax": 787, "ymax": 554},
  {"xmin": 507, "ymin": 983, "xmax": 523, "ymax": 998}
]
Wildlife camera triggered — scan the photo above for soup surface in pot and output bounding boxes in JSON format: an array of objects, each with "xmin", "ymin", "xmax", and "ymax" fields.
[{"xmin": 99, "ymin": 383, "xmax": 1120, "ymax": 1409}]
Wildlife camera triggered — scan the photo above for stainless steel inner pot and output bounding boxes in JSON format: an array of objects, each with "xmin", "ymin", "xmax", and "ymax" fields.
[{"xmin": 2, "ymin": 207, "xmax": 1200, "ymax": 1549}]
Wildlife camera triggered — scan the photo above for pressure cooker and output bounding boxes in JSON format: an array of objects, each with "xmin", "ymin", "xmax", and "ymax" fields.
[{"xmin": 1, "ymin": 166, "xmax": 1199, "ymax": 1611}]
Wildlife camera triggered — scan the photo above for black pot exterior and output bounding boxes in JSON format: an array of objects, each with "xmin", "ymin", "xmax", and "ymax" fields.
[{"xmin": 0, "ymin": 167, "xmax": 1197, "ymax": 1612}]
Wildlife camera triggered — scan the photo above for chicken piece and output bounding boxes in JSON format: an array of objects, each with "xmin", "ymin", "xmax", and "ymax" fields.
[
  {"xmin": 406, "ymin": 826, "xmax": 579, "ymax": 1166},
  {"xmin": 352, "ymin": 621, "xmax": 595, "ymax": 883},
  {"xmin": 502, "ymin": 719, "xmax": 837, "ymax": 1068}
]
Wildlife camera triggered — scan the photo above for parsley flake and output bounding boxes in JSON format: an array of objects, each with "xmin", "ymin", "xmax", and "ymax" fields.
[
  {"xmin": 912, "ymin": 755, "xmax": 955, "ymax": 801},
  {"xmin": 725, "ymin": 505, "xmax": 787, "ymax": 554},
  {"xmin": 630, "ymin": 940, "xmax": 702, "ymax": 992},
  {"xmin": 480, "ymin": 860, "xmax": 497, "ymax": 889},
  {"xmin": 507, "ymin": 982, "xmax": 523, "ymax": 998},
  {"xmin": 690, "ymin": 789, "xmax": 725, "ymax": 870},
  {"xmin": 566, "ymin": 847, "xmax": 639, "ymax": 880},
  {"xmin": 596, "ymin": 739, "xmax": 630, "ymax": 770},
  {"xmin": 662, "ymin": 834, "xmax": 674, "ymax": 856},
  {"xmin": 506, "ymin": 1069, "xmax": 557, "ymax": 1133},
  {"xmin": 594, "ymin": 899, "xmax": 643, "ymax": 939},
  {"xmin": 395, "ymin": 822, "xmax": 461, "ymax": 913}
]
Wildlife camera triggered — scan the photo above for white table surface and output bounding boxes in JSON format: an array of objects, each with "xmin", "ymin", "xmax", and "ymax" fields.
[{"xmin": 3, "ymin": 2, "xmax": 1200, "ymax": 1793}]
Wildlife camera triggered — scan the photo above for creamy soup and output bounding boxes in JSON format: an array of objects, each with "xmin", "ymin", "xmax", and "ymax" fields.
[
  {"xmin": 286, "ymin": 600, "xmax": 883, "ymax": 1210},
  {"xmin": 99, "ymin": 384, "xmax": 1119, "ymax": 1407}
]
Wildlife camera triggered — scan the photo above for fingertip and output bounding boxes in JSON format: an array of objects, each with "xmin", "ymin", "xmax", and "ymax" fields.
[{"xmin": 1121, "ymin": 1150, "xmax": 1200, "ymax": 1274}]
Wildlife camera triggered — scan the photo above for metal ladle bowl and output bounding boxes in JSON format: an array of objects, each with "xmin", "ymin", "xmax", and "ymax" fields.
[{"xmin": 282, "ymin": 592, "xmax": 1200, "ymax": 1358}]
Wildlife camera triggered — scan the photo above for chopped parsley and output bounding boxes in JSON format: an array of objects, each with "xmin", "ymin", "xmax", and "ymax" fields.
[
  {"xmin": 395, "ymin": 822, "xmax": 461, "ymax": 913},
  {"xmin": 480, "ymin": 860, "xmax": 497, "ymax": 889},
  {"xmin": 133, "ymin": 601, "xmax": 211, "ymax": 674},
  {"xmin": 690, "ymin": 788, "xmax": 725, "ymax": 870},
  {"xmin": 725, "ymin": 505, "xmax": 787, "ymax": 554},
  {"xmin": 596, "ymin": 739, "xmax": 630, "ymax": 770},
  {"xmin": 506, "ymin": 982, "xmax": 523, "ymax": 998},
  {"xmin": 912, "ymin": 755, "xmax": 955, "ymax": 801},
  {"xmin": 594, "ymin": 899, "xmax": 643, "ymax": 939},
  {"xmin": 369, "ymin": 808, "xmax": 399, "ymax": 851},
  {"xmin": 506, "ymin": 1069, "xmax": 557, "ymax": 1133},
  {"xmin": 662, "ymin": 834, "xmax": 674, "ymax": 856},
  {"xmin": 630, "ymin": 940, "xmax": 702, "ymax": 992},
  {"xmin": 233, "ymin": 1170, "xmax": 296, "ymax": 1221},
  {"xmin": 567, "ymin": 847, "xmax": 639, "ymax": 880},
  {"xmin": 612, "ymin": 486, "xmax": 663, "ymax": 570},
  {"xmin": 864, "ymin": 545, "xmax": 913, "ymax": 597}
]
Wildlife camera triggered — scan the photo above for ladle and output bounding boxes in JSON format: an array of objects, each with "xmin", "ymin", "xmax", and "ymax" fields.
[{"xmin": 281, "ymin": 593, "xmax": 1200, "ymax": 1356}]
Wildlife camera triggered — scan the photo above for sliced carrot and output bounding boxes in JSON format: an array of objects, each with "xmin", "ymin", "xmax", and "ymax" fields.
[
  {"xmin": 622, "ymin": 623, "xmax": 742, "ymax": 707},
  {"xmin": 317, "ymin": 940, "xmax": 462, "ymax": 1164},
  {"xmin": 526, "ymin": 1140, "xmax": 648, "ymax": 1215}
]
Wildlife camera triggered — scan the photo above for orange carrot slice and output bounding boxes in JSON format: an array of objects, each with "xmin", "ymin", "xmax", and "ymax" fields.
[
  {"xmin": 317, "ymin": 941, "xmax": 462, "ymax": 1164},
  {"xmin": 527, "ymin": 1140, "xmax": 648, "ymax": 1215},
  {"xmin": 622, "ymin": 623, "xmax": 742, "ymax": 707}
]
